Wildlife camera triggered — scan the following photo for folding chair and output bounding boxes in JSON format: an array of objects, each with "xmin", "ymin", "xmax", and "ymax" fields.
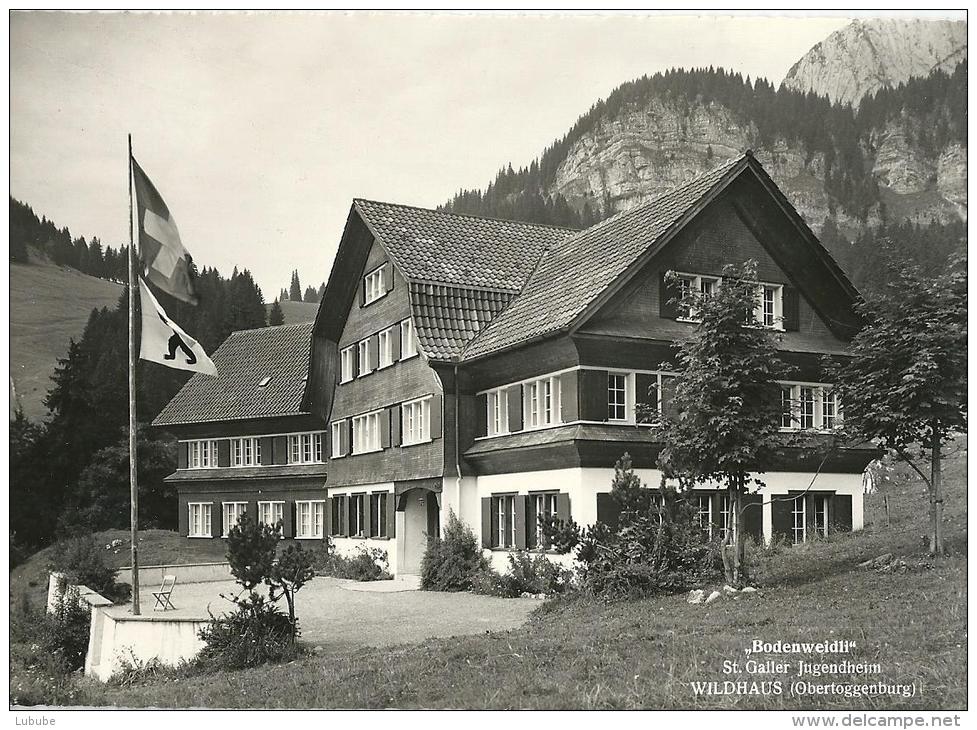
[{"xmin": 152, "ymin": 574, "xmax": 177, "ymax": 611}]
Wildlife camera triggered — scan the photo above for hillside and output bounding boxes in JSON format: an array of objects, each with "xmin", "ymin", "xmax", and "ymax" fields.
[
  {"xmin": 10, "ymin": 257, "xmax": 123, "ymax": 421},
  {"xmin": 267, "ymin": 299, "xmax": 319, "ymax": 325},
  {"xmin": 784, "ymin": 18, "xmax": 967, "ymax": 107}
]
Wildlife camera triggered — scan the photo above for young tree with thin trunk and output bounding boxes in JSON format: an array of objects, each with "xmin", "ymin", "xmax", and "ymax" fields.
[
  {"xmin": 828, "ymin": 252, "xmax": 966, "ymax": 555},
  {"xmin": 658, "ymin": 260, "xmax": 786, "ymax": 585}
]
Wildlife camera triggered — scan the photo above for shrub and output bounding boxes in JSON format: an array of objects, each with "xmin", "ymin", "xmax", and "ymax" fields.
[
  {"xmin": 421, "ymin": 510, "xmax": 490, "ymax": 591},
  {"xmin": 500, "ymin": 551, "xmax": 575, "ymax": 597},
  {"xmin": 196, "ymin": 593, "xmax": 299, "ymax": 671},
  {"xmin": 316, "ymin": 543, "xmax": 392, "ymax": 581},
  {"xmin": 48, "ymin": 534, "xmax": 128, "ymax": 602}
]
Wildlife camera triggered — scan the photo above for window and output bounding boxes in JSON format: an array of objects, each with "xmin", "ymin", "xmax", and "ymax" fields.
[
  {"xmin": 695, "ymin": 494, "xmax": 713, "ymax": 541},
  {"xmin": 352, "ymin": 412, "xmax": 382, "ymax": 454},
  {"xmin": 296, "ymin": 501, "xmax": 324, "ymax": 539},
  {"xmin": 791, "ymin": 496, "xmax": 806, "ymax": 545},
  {"xmin": 487, "ymin": 389, "xmax": 509, "ymax": 436},
  {"xmin": 330, "ymin": 495, "xmax": 345, "ymax": 536},
  {"xmin": 188, "ymin": 503, "xmax": 212, "ymax": 537},
  {"xmin": 364, "ymin": 265, "xmax": 386, "ymax": 305},
  {"xmin": 755, "ymin": 284, "xmax": 783, "ymax": 329},
  {"xmin": 188, "ymin": 440, "xmax": 220, "ymax": 469},
  {"xmin": 799, "ymin": 387, "xmax": 816, "ymax": 429},
  {"xmin": 675, "ymin": 273, "xmax": 721, "ymax": 321},
  {"xmin": 349, "ymin": 494, "xmax": 366, "ymax": 537},
  {"xmin": 231, "ymin": 437, "xmax": 260, "ymax": 467},
  {"xmin": 370, "ymin": 493, "xmax": 388, "ymax": 538},
  {"xmin": 492, "ymin": 494, "xmax": 516, "ymax": 548},
  {"xmin": 525, "ymin": 376, "xmax": 560, "ymax": 428},
  {"xmin": 821, "ymin": 390, "xmax": 838, "ymax": 429},
  {"xmin": 400, "ymin": 319, "xmax": 417, "ymax": 359},
  {"xmin": 717, "ymin": 493, "xmax": 735, "ymax": 541},
  {"xmin": 330, "ymin": 421, "xmax": 345, "ymax": 458},
  {"xmin": 779, "ymin": 384, "xmax": 842, "ymax": 431},
  {"xmin": 608, "ymin": 373, "xmax": 628, "ymax": 421},
  {"xmin": 340, "ymin": 346, "xmax": 355, "ymax": 383},
  {"xmin": 358, "ymin": 339, "xmax": 371, "ymax": 377},
  {"xmin": 781, "ymin": 386, "xmax": 794, "ymax": 428},
  {"xmin": 378, "ymin": 327, "xmax": 396, "ymax": 368},
  {"xmin": 531, "ymin": 492, "xmax": 558, "ymax": 548},
  {"xmin": 222, "ymin": 502, "xmax": 247, "ymax": 537},
  {"xmin": 257, "ymin": 501, "xmax": 284, "ymax": 529},
  {"xmin": 288, "ymin": 432, "xmax": 324, "ymax": 464},
  {"xmin": 402, "ymin": 397, "xmax": 430, "ymax": 445},
  {"xmin": 812, "ymin": 494, "xmax": 829, "ymax": 539}
]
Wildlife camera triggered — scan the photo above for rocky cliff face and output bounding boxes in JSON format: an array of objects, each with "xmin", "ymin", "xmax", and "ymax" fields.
[
  {"xmin": 783, "ymin": 18, "xmax": 966, "ymax": 107},
  {"xmin": 549, "ymin": 98, "xmax": 965, "ymax": 235}
]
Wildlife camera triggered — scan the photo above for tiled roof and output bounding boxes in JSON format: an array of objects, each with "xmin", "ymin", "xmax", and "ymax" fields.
[
  {"xmin": 353, "ymin": 199, "xmax": 573, "ymax": 292},
  {"xmin": 409, "ymin": 282, "xmax": 515, "ymax": 360},
  {"xmin": 462, "ymin": 155, "xmax": 748, "ymax": 360},
  {"xmin": 153, "ymin": 322, "xmax": 314, "ymax": 427}
]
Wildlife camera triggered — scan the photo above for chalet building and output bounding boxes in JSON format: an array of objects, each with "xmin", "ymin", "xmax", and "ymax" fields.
[{"xmin": 154, "ymin": 152, "xmax": 877, "ymax": 576}]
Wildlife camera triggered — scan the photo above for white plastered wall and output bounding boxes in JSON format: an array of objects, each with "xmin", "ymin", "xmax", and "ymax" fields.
[{"xmin": 325, "ymin": 482, "xmax": 397, "ymax": 574}]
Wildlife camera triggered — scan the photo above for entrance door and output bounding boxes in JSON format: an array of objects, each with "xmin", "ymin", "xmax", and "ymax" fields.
[{"xmin": 399, "ymin": 489, "xmax": 439, "ymax": 574}]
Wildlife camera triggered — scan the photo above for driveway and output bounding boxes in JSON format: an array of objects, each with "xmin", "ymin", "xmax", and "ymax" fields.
[{"xmin": 127, "ymin": 576, "xmax": 542, "ymax": 651}]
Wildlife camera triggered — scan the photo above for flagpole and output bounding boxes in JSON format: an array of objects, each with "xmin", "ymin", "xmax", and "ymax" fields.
[{"xmin": 128, "ymin": 134, "xmax": 141, "ymax": 615}]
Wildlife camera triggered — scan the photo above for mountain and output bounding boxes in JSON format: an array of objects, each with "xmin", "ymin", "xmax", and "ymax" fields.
[{"xmin": 783, "ymin": 18, "xmax": 967, "ymax": 107}]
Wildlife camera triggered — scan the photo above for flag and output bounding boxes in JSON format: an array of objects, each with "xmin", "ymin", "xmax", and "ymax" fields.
[
  {"xmin": 131, "ymin": 157, "xmax": 198, "ymax": 305},
  {"xmin": 139, "ymin": 277, "xmax": 217, "ymax": 376}
]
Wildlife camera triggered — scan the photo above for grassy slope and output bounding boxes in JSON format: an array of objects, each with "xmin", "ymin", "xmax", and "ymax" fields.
[
  {"xmin": 9, "ymin": 257, "xmax": 123, "ymax": 421},
  {"xmin": 266, "ymin": 299, "xmax": 319, "ymax": 325},
  {"xmin": 24, "ymin": 440, "xmax": 969, "ymax": 710}
]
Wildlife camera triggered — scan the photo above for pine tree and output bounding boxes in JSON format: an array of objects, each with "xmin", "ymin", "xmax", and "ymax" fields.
[
  {"xmin": 269, "ymin": 299, "xmax": 285, "ymax": 326},
  {"xmin": 303, "ymin": 285, "xmax": 318, "ymax": 303},
  {"xmin": 289, "ymin": 270, "xmax": 302, "ymax": 301}
]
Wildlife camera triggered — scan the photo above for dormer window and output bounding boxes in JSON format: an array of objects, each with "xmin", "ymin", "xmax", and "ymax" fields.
[
  {"xmin": 363, "ymin": 264, "xmax": 387, "ymax": 305},
  {"xmin": 257, "ymin": 376, "xmax": 272, "ymax": 388}
]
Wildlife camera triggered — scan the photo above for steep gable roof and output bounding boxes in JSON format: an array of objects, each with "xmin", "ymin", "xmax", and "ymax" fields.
[
  {"xmin": 153, "ymin": 322, "xmax": 314, "ymax": 427},
  {"xmin": 462, "ymin": 155, "xmax": 748, "ymax": 360}
]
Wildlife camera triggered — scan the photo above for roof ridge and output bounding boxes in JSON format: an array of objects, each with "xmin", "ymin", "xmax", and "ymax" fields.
[
  {"xmin": 226, "ymin": 321, "xmax": 315, "ymax": 337},
  {"xmin": 353, "ymin": 198, "xmax": 579, "ymax": 233}
]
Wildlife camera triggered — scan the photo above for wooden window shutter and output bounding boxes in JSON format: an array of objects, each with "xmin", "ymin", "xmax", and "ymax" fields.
[
  {"xmin": 660, "ymin": 375, "xmax": 679, "ymax": 421},
  {"xmin": 831, "ymin": 494, "xmax": 853, "ymax": 532},
  {"xmin": 365, "ymin": 495, "xmax": 374, "ymax": 538},
  {"xmin": 259, "ymin": 437, "xmax": 274, "ymax": 466},
  {"xmin": 560, "ymin": 371, "xmax": 579, "ymax": 422},
  {"xmin": 380, "ymin": 408, "xmax": 392, "ymax": 448},
  {"xmin": 179, "ymin": 500, "xmax": 189, "ymax": 536},
  {"xmin": 390, "ymin": 323, "xmax": 402, "ymax": 361},
  {"xmin": 351, "ymin": 342, "xmax": 359, "ymax": 376},
  {"xmin": 474, "ymin": 393, "xmax": 488, "ymax": 438},
  {"xmin": 247, "ymin": 501, "xmax": 258, "ymax": 525},
  {"xmin": 429, "ymin": 394, "xmax": 443, "ymax": 439},
  {"xmin": 783, "ymin": 286, "xmax": 800, "ymax": 331},
  {"xmin": 771, "ymin": 497, "xmax": 793, "ymax": 543},
  {"xmin": 359, "ymin": 276, "xmax": 366, "ymax": 307},
  {"xmin": 345, "ymin": 420, "xmax": 353, "ymax": 456},
  {"xmin": 283, "ymin": 500, "xmax": 295, "ymax": 538},
  {"xmin": 659, "ymin": 271, "xmax": 680, "ymax": 319},
  {"xmin": 273, "ymin": 436, "xmax": 288, "ymax": 465},
  {"xmin": 596, "ymin": 492, "xmax": 620, "ymax": 530},
  {"xmin": 385, "ymin": 494, "xmax": 396, "ymax": 538},
  {"xmin": 383, "ymin": 263, "xmax": 394, "ymax": 293},
  {"xmin": 390, "ymin": 405, "xmax": 402, "ymax": 446},
  {"xmin": 526, "ymin": 495, "xmax": 538, "ymax": 549},
  {"xmin": 634, "ymin": 373, "xmax": 657, "ymax": 423},
  {"xmin": 514, "ymin": 495, "xmax": 528, "ymax": 550},
  {"xmin": 340, "ymin": 495, "xmax": 349, "ymax": 537},
  {"xmin": 177, "ymin": 443, "xmax": 188, "ymax": 469},
  {"xmin": 556, "ymin": 493, "xmax": 571, "ymax": 524},
  {"xmin": 741, "ymin": 493, "xmax": 764, "ymax": 543},
  {"xmin": 324, "ymin": 498, "xmax": 334, "ymax": 538},
  {"xmin": 578, "ymin": 369, "xmax": 608, "ymax": 422},
  {"xmin": 507, "ymin": 386, "xmax": 523, "ymax": 432},
  {"xmin": 368, "ymin": 335, "xmax": 380, "ymax": 371},
  {"xmin": 480, "ymin": 497, "xmax": 493, "ymax": 548},
  {"xmin": 217, "ymin": 440, "xmax": 231, "ymax": 467},
  {"xmin": 210, "ymin": 502, "xmax": 222, "ymax": 539}
]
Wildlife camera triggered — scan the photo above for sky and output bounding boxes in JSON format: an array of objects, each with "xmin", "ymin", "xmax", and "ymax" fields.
[{"xmin": 7, "ymin": 10, "xmax": 947, "ymax": 298}]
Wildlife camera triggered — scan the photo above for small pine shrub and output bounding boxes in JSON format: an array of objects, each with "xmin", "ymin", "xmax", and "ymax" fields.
[
  {"xmin": 470, "ymin": 552, "xmax": 575, "ymax": 598},
  {"xmin": 196, "ymin": 593, "xmax": 298, "ymax": 671},
  {"xmin": 315, "ymin": 544, "xmax": 392, "ymax": 581},
  {"xmin": 420, "ymin": 511, "xmax": 490, "ymax": 592}
]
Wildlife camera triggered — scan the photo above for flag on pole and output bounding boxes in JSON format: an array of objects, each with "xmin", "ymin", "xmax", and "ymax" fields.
[
  {"xmin": 131, "ymin": 157, "xmax": 198, "ymax": 305},
  {"xmin": 139, "ymin": 277, "xmax": 217, "ymax": 376}
]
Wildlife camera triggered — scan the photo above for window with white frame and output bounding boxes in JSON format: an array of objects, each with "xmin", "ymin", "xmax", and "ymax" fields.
[
  {"xmin": 231, "ymin": 437, "xmax": 260, "ymax": 467},
  {"xmin": 378, "ymin": 326, "xmax": 396, "ymax": 368},
  {"xmin": 340, "ymin": 346, "xmax": 356, "ymax": 383},
  {"xmin": 370, "ymin": 493, "xmax": 388, "ymax": 538},
  {"xmin": 487, "ymin": 388, "xmax": 509, "ymax": 436},
  {"xmin": 295, "ymin": 501, "xmax": 324, "ymax": 539},
  {"xmin": 400, "ymin": 318, "xmax": 417, "ymax": 359},
  {"xmin": 791, "ymin": 496, "xmax": 806, "ymax": 545},
  {"xmin": 779, "ymin": 384, "xmax": 841, "ymax": 431},
  {"xmin": 257, "ymin": 501, "xmax": 284, "ymax": 529},
  {"xmin": 352, "ymin": 411, "xmax": 382, "ymax": 454},
  {"xmin": 492, "ymin": 494, "xmax": 516, "ymax": 548},
  {"xmin": 525, "ymin": 376, "xmax": 560, "ymax": 428},
  {"xmin": 695, "ymin": 494, "xmax": 713, "ymax": 541},
  {"xmin": 531, "ymin": 492, "xmax": 558, "ymax": 549},
  {"xmin": 188, "ymin": 439, "xmax": 220, "ymax": 469},
  {"xmin": 812, "ymin": 494, "xmax": 829, "ymax": 539},
  {"xmin": 358, "ymin": 339, "xmax": 371, "ymax": 377},
  {"xmin": 799, "ymin": 387, "xmax": 817, "ymax": 429},
  {"xmin": 330, "ymin": 421, "xmax": 345, "ymax": 458},
  {"xmin": 755, "ymin": 284, "xmax": 784, "ymax": 329},
  {"xmin": 402, "ymin": 397, "xmax": 430, "ymax": 446},
  {"xmin": 675, "ymin": 273, "xmax": 721, "ymax": 321},
  {"xmin": 608, "ymin": 373, "xmax": 629, "ymax": 421},
  {"xmin": 821, "ymin": 390, "xmax": 838, "ymax": 429},
  {"xmin": 781, "ymin": 386, "xmax": 794, "ymax": 428},
  {"xmin": 717, "ymin": 493, "xmax": 736, "ymax": 541},
  {"xmin": 349, "ymin": 494, "xmax": 366, "ymax": 537},
  {"xmin": 188, "ymin": 502, "xmax": 212, "ymax": 537},
  {"xmin": 222, "ymin": 502, "xmax": 248, "ymax": 537},
  {"xmin": 364, "ymin": 265, "xmax": 386, "ymax": 305},
  {"xmin": 288, "ymin": 432, "xmax": 324, "ymax": 464}
]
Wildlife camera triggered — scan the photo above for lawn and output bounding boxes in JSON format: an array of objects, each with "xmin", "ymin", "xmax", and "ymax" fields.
[{"xmin": 11, "ymin": 440, "xmax": 967, "ymax": 710}]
